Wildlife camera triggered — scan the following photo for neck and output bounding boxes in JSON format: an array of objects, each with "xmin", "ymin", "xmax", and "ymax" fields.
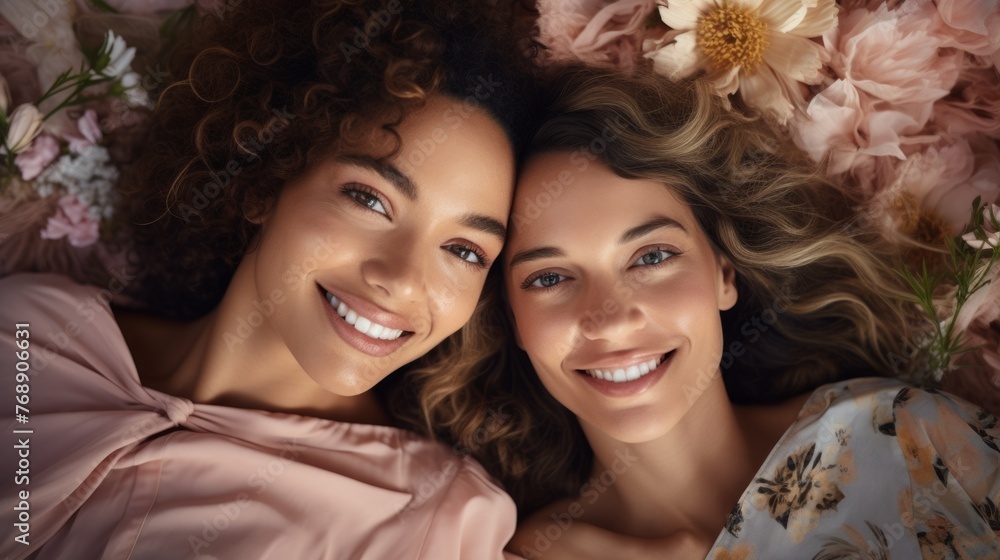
[
  {"xmin": 579, "ymin": 374, "xmax": 764, "ymax": 543},
  {"xmin": 155, "ymin": 257, "xmax": 390, "ymax": 425}
]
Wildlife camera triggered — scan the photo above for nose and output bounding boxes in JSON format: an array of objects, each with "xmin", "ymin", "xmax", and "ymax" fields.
[
  {"xmin": 360, "ymin": 231, "xmax": 427, "ymax": 302},
  {"xmin": 576, "ymin": 280, "xmax": 645, "ymax": 342}
]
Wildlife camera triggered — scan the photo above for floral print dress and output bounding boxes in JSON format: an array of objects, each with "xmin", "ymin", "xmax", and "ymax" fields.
[{"xmin": 709, "ymin": 378, "xmax": 1000, "ymax": 559}]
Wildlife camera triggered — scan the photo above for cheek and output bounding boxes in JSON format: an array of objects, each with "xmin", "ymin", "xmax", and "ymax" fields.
[
  {"xmin": 426, "ymin": 268, "xmax": 487, "ymax": 330},
  {"xmin": 513, "ymin": 299, "xmax": 574, "ymax": 365}
]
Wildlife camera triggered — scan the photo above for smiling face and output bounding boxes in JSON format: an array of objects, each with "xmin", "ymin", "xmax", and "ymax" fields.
[
  {"xmin": 244, "ymin": 95, "xmax": 514, "ymax": 396},
  {"xmin": 505, "ymin": 152, "xmax": 738, "ymax": 443}
]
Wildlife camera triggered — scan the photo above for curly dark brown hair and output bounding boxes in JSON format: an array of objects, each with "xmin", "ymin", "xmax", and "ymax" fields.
[{"xmin": 118, "ymin": 0, "xmax": 538, "ymax": 319}]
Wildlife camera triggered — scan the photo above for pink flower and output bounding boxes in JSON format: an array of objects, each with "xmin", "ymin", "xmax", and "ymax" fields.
[
  {"xmin": 946, "ymin": 263, "xmax": 1000, "ymax": 415},
  {"xmin": 66, "ymin": 109, "xmax": 103, "ymax": 153},
  {"xmin": 13, "ymin": 134, "xmax": 60, "ymax": 181},
  {"xmin": 790, "ymin": 79, "xmax": 929, "ymax": 177},
  {"xmin": 933, "ymin": 58, "xmax": 1000, "ymax": 139},
  {"xmin": 892, "ymin": 135, "xmax": 1000, "ymax": 235},
  {"xmin": 943, "ymin": 342, "xmax": 1000, "ymax": 415},
  {"xmin": 826, "ymin": 2, "xmax": 961, "ymax": 122},
  {"xmin": 39, "ymin": 194, "xmax": 100, "ymax": 248},
  {"xmin": 537, "ymin": 0, "xmax": 659, "ymax": 69},
  {"xmin": 927, "ymin": 0, "xmax": 1000, "ymax": 57}
]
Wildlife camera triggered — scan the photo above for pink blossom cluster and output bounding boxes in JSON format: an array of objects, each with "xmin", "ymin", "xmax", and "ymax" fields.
[
  {"xmin": 789, "ymin": 0, "xmax": 1000, "ymax": 236},
  {"xmin": 788, "ymin": 0, "xmax": 1000, "ymax": 405},
  {"xmin": 534, "ymin": 0, "xmax": 663, "ymax": 70}
]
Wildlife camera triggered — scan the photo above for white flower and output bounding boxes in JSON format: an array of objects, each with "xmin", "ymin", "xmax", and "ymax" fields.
[
  {"xmin": 962, "ymin": 203, "xmax": 1000, "ymax": 250},
  {"xmin": 96, "ymin": 31, "xmax": 137, "ymax": 80},
  {"xmin": 34, "ymin": 145, "xmax": 120, "ymax": 222},
  {"xmin": 3, "ymin": 104, "xmax": 44, "ymax": 155},
  {"xmin": 647, "ymin": 0, "xmax": 838, "ymax": 123}
]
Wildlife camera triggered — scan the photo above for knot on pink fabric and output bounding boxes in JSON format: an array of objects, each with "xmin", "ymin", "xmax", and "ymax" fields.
[{"xmin": 160, "ymin": 399, "xmax": 194, "ymax": 424}]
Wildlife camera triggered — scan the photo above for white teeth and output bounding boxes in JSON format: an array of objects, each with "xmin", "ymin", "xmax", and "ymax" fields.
[
  {"xmin": 585, "ymin": 355, "xmax": 666, "ymax": 383},
  {"xmin": 325, "ymin": 292, "xmax": 404, "ymax": 341}
]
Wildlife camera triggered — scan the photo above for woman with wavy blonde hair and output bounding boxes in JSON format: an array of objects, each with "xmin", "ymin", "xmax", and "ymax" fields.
[
  {"xmin": 0, "ymin": 0, "xmax": 537, "ymax": 558},
  {"xmin": 398, "ymin": 66, "xmax": 1000, "ymax": 559}
]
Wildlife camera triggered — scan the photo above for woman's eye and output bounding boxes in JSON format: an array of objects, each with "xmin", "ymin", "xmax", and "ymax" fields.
[
  {"xmin": 529, "ymin": 272, "xmax": 566, "ymax": 288},
  {"xmin": 345, "ymin": 188, "xmax": 387, "ymax": 215},
  {"xmin": 447, "ymin": 245, "xmax": 489, "ymax": 267},
  {"xmin": 633, "ymin": 250, "xmax": 673, "ymax": 266}
]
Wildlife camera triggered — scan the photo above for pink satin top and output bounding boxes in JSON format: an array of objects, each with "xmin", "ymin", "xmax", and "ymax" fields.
[{"xmin": 0, "ymin": 273, "xmax": 519, "ymax": 559}]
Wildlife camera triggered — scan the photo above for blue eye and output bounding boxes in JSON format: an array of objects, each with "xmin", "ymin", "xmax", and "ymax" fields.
[
  {"xmin": 343, "ymin": 186, "xmax": 388, "ymax": 216},
  {"xmin": 528, "ymin": 272, "xmax": 566, "ymax": 289},
  {"xmin": 633, "ymin": 249, "xmax": 673, "ymax": 266}
]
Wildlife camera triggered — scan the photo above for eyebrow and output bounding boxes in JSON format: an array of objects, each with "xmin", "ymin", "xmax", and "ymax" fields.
[
  {"xmin": 620, "ymin": 216, "xmax": 687, "ymax": 244},
  {"xmin": 508, "ymin": 216, "xmax": 688, "ymax": 269},
  {"xmin": 507, "ymin": 247, "xmax": 566, "ymax": 269},
  {"xmin": 462, "ymin": 214, "xmax": 507, "ymax": 243},
  {"xmin": 337, "ymin": 154, "xmax": 417, "ymax": 201}
]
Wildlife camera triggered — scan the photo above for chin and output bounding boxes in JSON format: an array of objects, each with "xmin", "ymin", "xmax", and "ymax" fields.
[
  {"xmin": 312, "ymin": 370, "xmax": 384, "ymax": 397},
  {"xmin": 585, "ymin": 408, "xmax": 685, "ymax": 444}
]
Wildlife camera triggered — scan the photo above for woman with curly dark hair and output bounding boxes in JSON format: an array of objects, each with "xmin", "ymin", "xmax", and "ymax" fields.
[
  {"xmin": 404, "ymin": 67, "xmax": 1000, "ymax": 559},
  {"xmin": 0, "ymin": 0, "xmax": 537, "ymax": 558}
]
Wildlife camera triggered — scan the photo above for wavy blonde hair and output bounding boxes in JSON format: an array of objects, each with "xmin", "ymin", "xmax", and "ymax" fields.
[{"xmin": 392, "ymin": 66, "xmax": 927, "ymax": 512}]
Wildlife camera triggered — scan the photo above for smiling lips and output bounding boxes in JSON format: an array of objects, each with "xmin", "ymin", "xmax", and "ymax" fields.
[
  {"xmin": 584, "ymin": 355, "xmax": 665, "ymax": 383},
  {"xmin": 325, "ymin": 291, "xmax": 405, "ymax": 341}
]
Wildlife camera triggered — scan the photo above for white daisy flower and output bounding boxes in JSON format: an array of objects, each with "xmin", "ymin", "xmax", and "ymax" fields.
[{"xmin": 647, "ymin": 0, "xmax": 838, "ymax": 123}]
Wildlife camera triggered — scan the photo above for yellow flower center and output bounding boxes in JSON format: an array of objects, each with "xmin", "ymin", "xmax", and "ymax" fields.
[{"xmin": 696, "ymin": 4, "xmax": 770, "ymax": 73}]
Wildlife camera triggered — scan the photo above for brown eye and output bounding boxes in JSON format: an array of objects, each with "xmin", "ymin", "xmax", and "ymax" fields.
[{"xmin": 342, "ymin": 186, "xmax": 388, "ymax": 216}]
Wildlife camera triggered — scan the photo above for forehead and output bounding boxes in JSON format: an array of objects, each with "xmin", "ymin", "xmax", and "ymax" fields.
[
  {"xmin": 509, "ymin": 152, "xmax": 696, "ymax": 243},
  {"xmin": 390, "ymin": 96, "xmax": 516, "ymax": 209}
]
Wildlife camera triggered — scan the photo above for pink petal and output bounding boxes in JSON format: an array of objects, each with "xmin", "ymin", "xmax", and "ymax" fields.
[{"xmin": 14, "ymin": 134, "xmax": 59, "ymax": 181}]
